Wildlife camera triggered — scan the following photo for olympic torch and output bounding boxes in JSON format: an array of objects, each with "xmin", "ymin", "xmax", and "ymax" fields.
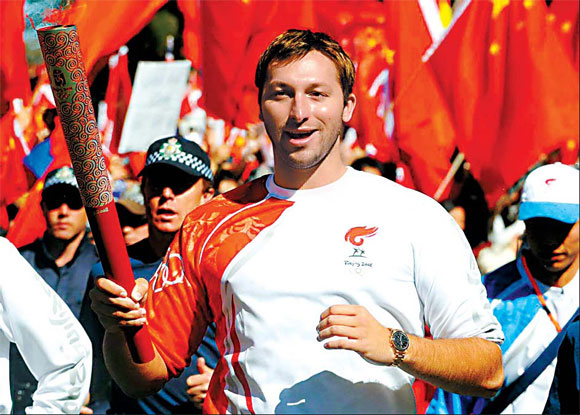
[{"xmin": 37, "ymin": 25, "xmax": 154, "ymax": 363}]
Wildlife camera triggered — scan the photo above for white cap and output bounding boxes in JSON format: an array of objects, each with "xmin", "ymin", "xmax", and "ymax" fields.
[{"xmin": 519, "ymin": 163, "xmax": 579, "ymax": 224}]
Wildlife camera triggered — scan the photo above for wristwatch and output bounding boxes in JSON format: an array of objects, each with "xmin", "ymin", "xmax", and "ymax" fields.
[{"xmin": 389, "ymin": 329, "xmax": 410, "ymax": 367}]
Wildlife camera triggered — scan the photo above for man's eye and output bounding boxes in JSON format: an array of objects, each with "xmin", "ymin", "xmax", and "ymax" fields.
[{"xmin": 310, "ymin": 91, "xmax": 326, "ymax": 97}]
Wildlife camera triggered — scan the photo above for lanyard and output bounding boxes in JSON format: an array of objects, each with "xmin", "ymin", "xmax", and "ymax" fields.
[{"xmin": 521, "ymin": 255, "xmax": 562, "ymax": 333}]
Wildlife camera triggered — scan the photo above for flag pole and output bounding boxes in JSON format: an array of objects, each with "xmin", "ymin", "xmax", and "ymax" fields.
[{"xmin": 433, "ymin": 151, "xmax": 465, "ymax": 201}]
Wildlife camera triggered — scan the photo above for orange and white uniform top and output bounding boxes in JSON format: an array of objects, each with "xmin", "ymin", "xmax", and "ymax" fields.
[{"xmin": 146, "ymin": 167, "xmax": 504, "ymax": 414}]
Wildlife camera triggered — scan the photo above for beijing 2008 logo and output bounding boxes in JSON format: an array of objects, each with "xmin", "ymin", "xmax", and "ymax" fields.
[{"xmin": 344, "ymin": 226, "xmax": 378, "ymax": 275}]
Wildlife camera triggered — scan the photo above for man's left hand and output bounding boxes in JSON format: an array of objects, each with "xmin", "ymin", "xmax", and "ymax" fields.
[{"xmin": 317, "ymin": 304, "xmax": 394, "ymax": 365}]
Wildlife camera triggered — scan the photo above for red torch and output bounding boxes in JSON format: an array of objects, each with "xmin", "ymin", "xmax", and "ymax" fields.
[{"xmin": 37, "ymin": 25, "xmax": 154, "ymax": 363}]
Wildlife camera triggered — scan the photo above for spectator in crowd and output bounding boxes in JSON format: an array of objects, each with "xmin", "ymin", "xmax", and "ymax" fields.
[
  {"xmin": 450, "ymin": 165, "xmax": 491, "ymax": 249},
  {"xmin": 9, "ymin": 166, "xmax": 103, "ymax": 413},
  {"xmin": 441, "ymin": 199, "xmax": 467, "ymax": 231},
  {"xmin": 90, "ymin": 29, "xmax": 504, "ymax": 414},
  {"xmin": 214, "ymin": 168, "xmax": 241, "ymax": 195},
  {"xmin": 428, "ymin": 162, "xmax": 579, "ymax": 414},
  {"xmin": 115, "ymin": 180, "xmax": 149, "ymax": 246},
  {"xmin": 91, "ymin": 135, "xmax": 219, "ymax": 414},
  {"xmin": 477, "ymin": 213, "xmax": 525, "ymax": 274},
  {"xmin": 350, "ymin": 155, "xmax": 386, "ymax": 177},
  {"xmin": 1, "ymin": 236, "xmax": 92, "ymax": 414}
]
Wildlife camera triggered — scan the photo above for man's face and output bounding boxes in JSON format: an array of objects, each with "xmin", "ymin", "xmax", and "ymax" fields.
[
  {"xmin": 260, "ymin": 51, "xmax": 355, "ymax": 173},
  {"xmin": 525, "ymin": 218, "xmax": 579, "ymax": 273},
  {"xmin": 142, "ymin": 165, "xmax": 213, "ymax": 234},
  {"xmin": 42, "ymin": 185, "xmax": 88, "ymax": 241}
]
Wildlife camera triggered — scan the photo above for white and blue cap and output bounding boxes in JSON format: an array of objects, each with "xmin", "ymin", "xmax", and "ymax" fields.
[
  {"xmin": 139, "ymin": 135, "xmax": 213, "ymax": 183},
  {"xmin": 43, "ymin": 166, "xmax": 79, "ymax": 192},
  {"xmin": 519, "ymin": 163, "xmax": 579, "ymax": 224}
]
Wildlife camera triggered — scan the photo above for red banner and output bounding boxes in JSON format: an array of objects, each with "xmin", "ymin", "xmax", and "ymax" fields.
[{"xmin": 427, "ymin": 0, "xmax": 579, "ymax": 206}]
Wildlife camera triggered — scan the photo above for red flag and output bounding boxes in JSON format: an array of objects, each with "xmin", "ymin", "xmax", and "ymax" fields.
[
  {"xmin": 427, "ymin": 0, "xmax": 579, "ymax": 206},
  {"xmin": 43, "ymin": 0, "xmax": 167, "ymax": 76},
  {"xmin": 196, "ymin": 0, "xmax": 256, "ymax": 125},
  {"xmin": 549, "ymin": 0, "xmax": 579, "ymax": 71},
  {"xmin": 5, "ymin": 117, "xmax": 72, "ymax": 248},
  {"xmin": 100, "ymin": 46, "xmax": 132, "ymax": 155},
  {"xmin": 0, "ymin": 111, "xmax": 29, "ymax": 206},
  {"xmin": 196, "ymin": 0, "xmax": 315, "ymax": 127},
  {"xmin": 0, "ymin": 0, "xmax": 31, "ymax": 116},
  {"xmin": 5, "ymin": 178, "xmax": 46, "ymax": 248},
  {"xmin": 314, "ymin": 1, "xmax": 397, "ymax": 163},
  {"xmin": 178, "ymin": 0, "xmax": 202, "ymax": 70},
  {"xmin": 385, "ymin": 0, "xmax": 457, "ymax": 199}
]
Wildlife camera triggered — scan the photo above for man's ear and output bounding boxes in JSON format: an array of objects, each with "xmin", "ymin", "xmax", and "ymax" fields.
[{"xmin": 342, "ymin": 93, "xmax": 356, "ymax": 123}]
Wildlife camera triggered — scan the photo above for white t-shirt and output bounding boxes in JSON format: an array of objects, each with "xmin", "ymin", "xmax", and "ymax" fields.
[
  {"xmin": 146, "ymin": 168, "xmax": 504, "ymax": 414},
  {"xmin": 0, "ymin": 237, "xmax": 92, "ymax": 414}
]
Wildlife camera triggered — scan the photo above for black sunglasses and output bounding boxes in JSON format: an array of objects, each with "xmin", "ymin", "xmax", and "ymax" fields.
[
  {"xmin": 145, "ymin": 174, "xmax": 200, "ymax": 196},
  {"xmin": 43, "ymin": 190, "xmax": 84, "ymax": 211}
]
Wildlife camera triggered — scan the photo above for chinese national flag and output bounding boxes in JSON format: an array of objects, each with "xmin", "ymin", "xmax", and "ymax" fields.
[
  {"xmin": 316, "ymin": 1, "xmax": 397, "ymax": 163},
  {"xmin": 44, "ymin": 0, "xmax": 167, "ymax": 76},
  {"xmin": 385, "ymin": 0, "xmax": 456, "ymax": 199},
  {"xmin": 427, "ymin": 0, "xmax": 579, "ymax": 207},
  {"xmin": 101, "ymin": 47, "xmax": 132, "ymax": 155},
  {"xmin": 0, "ymin": 0, "xmax": 31, "ymax": 114},
  {"xmin": 549, "ymin": 0, "xmax": 579, "ymax": 71}
]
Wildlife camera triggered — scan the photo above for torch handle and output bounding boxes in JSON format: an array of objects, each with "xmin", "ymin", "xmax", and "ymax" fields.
[{"xmin": 87, "ymin": 203, "xmax": 155, "ymax": 362}]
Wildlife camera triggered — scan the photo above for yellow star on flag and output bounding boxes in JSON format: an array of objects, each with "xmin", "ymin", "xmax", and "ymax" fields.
[
  {"xmin": 383, "ymin": 47, "xmax": 395, "ymax": 66},
  {"xmin": 561, "ymin": 21, "xmax": 572, "ymax": 33},
  {"xmin": 492, "ymin": 0, "xmax": 510, "ymax": 19},
  {"xmin": 489, "ymin": 42, "xmax": 501, "ymax": 55}
]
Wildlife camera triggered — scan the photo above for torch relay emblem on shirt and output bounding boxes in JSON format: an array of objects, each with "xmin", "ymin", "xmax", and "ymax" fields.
[{"xmin": 344, "ymin": 226, "xmax": 378, "ymax": 275}]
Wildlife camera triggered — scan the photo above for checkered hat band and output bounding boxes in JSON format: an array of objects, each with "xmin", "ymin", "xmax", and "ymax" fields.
[
  {"xmin": 146, "ymin": 152, "xmax": 213, "ymax": 181},
  {"xmin": 44, "ymin": 174, "xmax": 78, "ymax": 189}
]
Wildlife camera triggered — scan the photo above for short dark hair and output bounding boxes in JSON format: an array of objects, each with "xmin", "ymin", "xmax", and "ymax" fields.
[{"xmin": 255, "ymin": 29, "xmax": 356, "ymax": 105}]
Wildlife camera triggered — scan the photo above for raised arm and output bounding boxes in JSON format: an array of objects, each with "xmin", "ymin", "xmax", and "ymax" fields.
[
  {"xmin": 317, "ymin": 304, "xmax": 503, "ymax": 397},
  {"xmin": 89, "ymin": 277, "xmax": 169, "ymax": 398}
]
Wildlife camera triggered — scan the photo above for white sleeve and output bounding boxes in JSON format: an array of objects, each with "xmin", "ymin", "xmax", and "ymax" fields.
[
  {"xmin": 0, "ymin": 237, "xmax": 92, "ymax": 414},
  {"xmin": 413, "ymin": 205, "xmax": 504, "ymax": 344}
]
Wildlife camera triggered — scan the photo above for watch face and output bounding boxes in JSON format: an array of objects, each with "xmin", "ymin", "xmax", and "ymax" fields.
[{"xmin": 393, "ymin": 331, "xmax": 410, "ymax": 351}]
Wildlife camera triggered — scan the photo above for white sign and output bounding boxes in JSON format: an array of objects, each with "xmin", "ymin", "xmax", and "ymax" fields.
[{"xmin": 118, "ymin": 60, "xmax": 191, "ymax": 153}]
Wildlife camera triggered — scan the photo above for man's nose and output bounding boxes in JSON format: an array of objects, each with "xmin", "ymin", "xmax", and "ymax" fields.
[
  {"xmin": 56, "ymin": 203, "xmax": 70, "ymax": 216},
  {"xmin": 289, "ymin": 93, "xmax": 310, "ymax": 123},
  {"xmin": 161, "ymin": 186, "xmax": 175, "ymax": 199}
]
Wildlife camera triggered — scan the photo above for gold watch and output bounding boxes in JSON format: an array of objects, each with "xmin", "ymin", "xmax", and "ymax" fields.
[{"xmin": 389, "ymin": 329, "xmax": 410, "ymax": 367}]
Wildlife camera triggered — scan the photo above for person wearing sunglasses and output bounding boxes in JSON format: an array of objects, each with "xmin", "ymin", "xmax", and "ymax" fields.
[{"xmin": 10, "ymin": 166, "xmax": 101, "ymax": 414}]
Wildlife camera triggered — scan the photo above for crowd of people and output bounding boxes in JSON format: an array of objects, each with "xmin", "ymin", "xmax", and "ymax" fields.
[{"xmin": 1, "ymin": 27, "xmax": 578, "ymax": 415}]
